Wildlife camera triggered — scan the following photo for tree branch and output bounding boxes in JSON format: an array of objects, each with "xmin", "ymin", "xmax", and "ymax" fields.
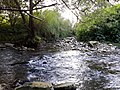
[
  {"xmin": 32, "ymin": 0, "xmax": 42, "ymax": 8},
  {"xmin": 0, "ymin": 3, "xmax": 57, "ymax": 11},
  {"xmin": 33, "ymin": 3, "xmax": 57, "ymax": 10},
  {"xmin": 61, "ymin": 0, "xmax": 80, "ymax": 21}
]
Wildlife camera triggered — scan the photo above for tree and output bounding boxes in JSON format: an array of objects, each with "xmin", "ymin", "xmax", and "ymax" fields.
[
  {"xmin": 75, "ymin": 4, "xmax": 120, "ymax": 42},
  {"xmin": 54, "ymin": 0, "xmax": 120, "ymax": 21},
  {"xmin": 0, "ymin": 0, "xmax": 119, "ymax": 47},
  {"xmin": 0, "ymin": 0, "xmax": 57, "ymax": 47}
]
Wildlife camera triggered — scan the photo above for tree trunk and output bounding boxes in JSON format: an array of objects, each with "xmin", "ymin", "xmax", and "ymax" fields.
[
  {"xmin": 29, "ymin": 0, "xmax": 35, "ymax": 39},
  {"xmin": 13, "ymin": 0, "xmax": 39, "ymax": 47},
  {"xmin": 25, "ymin": 0, "xmax": 39, "ymax": 47}
]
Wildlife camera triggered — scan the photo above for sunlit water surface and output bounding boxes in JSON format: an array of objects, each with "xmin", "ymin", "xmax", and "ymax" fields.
[{"xmin": 28, "ymin": 49, "xmax": 120, "ymax": 90}]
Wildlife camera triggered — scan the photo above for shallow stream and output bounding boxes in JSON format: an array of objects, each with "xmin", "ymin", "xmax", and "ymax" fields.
[{"xmin": 0, "ymin": 37, "xmax": 120, "ymax": 90}]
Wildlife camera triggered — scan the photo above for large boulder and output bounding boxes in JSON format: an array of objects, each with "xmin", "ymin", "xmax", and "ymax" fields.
[{"xmin": 15, "ymin": 82, "xmax": 53, "ymax": 90}]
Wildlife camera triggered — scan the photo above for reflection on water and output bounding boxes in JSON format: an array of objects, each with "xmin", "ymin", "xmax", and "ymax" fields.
[{"xmin": 0, "ymin": 47, "xmax": 120, "ymax": 90}]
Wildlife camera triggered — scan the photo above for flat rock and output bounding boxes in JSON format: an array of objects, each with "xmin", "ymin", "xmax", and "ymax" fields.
[
  {"xmin": 15, "ymin": 82, "xmax": 53, "ymax": 90},
  {"xmin": 54, "ymin": 82, "xmax": 76, "ymax": 90}
]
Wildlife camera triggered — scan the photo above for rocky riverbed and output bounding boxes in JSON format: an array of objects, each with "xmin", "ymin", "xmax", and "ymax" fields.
[{"xmin": 0, "ymin": 37, "xmax": 120, "ymax": 90}]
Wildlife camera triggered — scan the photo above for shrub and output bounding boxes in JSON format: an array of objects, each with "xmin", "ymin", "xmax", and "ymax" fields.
[{"xmin": 75, "ymin": 4, "xmax": 120, "ymax": 43}]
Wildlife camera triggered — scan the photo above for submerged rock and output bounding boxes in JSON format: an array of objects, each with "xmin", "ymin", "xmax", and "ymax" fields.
[{"xmin": 15, "ymin": 82, "xmax": 53, "ymax": 90}]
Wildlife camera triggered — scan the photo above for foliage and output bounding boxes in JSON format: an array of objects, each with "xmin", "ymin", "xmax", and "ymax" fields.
[
  {"xmin": 0, "ymin": 14, "xmax": 27, "ymax": 42},
  {"xmin": 0, "ymin": 0, "xmax": 58, "ymax": 47},
  {"xmin": 0, "ymin": 10, "xmax": 73, "ymax": 42},
  {"xmin": 75, "ymin": 4, "xmax": 120, "ymax": 43},
  {"xmin": 34, "ymin": 10, "xmax": 73, "ymax": 40}
]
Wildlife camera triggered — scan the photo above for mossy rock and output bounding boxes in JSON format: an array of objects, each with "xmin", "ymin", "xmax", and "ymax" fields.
[{"xmin": 15, "ymin": 82, "xmax": 53, "ymax": 90}]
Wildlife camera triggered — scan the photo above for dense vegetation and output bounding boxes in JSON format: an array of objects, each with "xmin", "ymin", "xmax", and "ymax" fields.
[
  {"xmin": 0, "ymin": 10, "xmax": 72, "ymax": 43},
  {"xmin": 75, "ymin": 4, "xmax": 120, "ymax": 43}
]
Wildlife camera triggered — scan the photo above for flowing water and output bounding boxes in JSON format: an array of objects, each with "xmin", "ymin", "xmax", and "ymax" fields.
[{"xmin": 0, "ymin": 37, "xmax": 120, "ymax": 90}]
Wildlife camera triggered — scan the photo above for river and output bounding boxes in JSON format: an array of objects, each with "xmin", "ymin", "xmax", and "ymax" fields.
[{"xmin": 0, "ymin": 37, "xmax": 120, "ymax": 90}]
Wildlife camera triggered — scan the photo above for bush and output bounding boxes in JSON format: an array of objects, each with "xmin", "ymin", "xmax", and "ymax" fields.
[{"xmin": 75, "ymin": 4, "xmax": 120, "ymax": 43}]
